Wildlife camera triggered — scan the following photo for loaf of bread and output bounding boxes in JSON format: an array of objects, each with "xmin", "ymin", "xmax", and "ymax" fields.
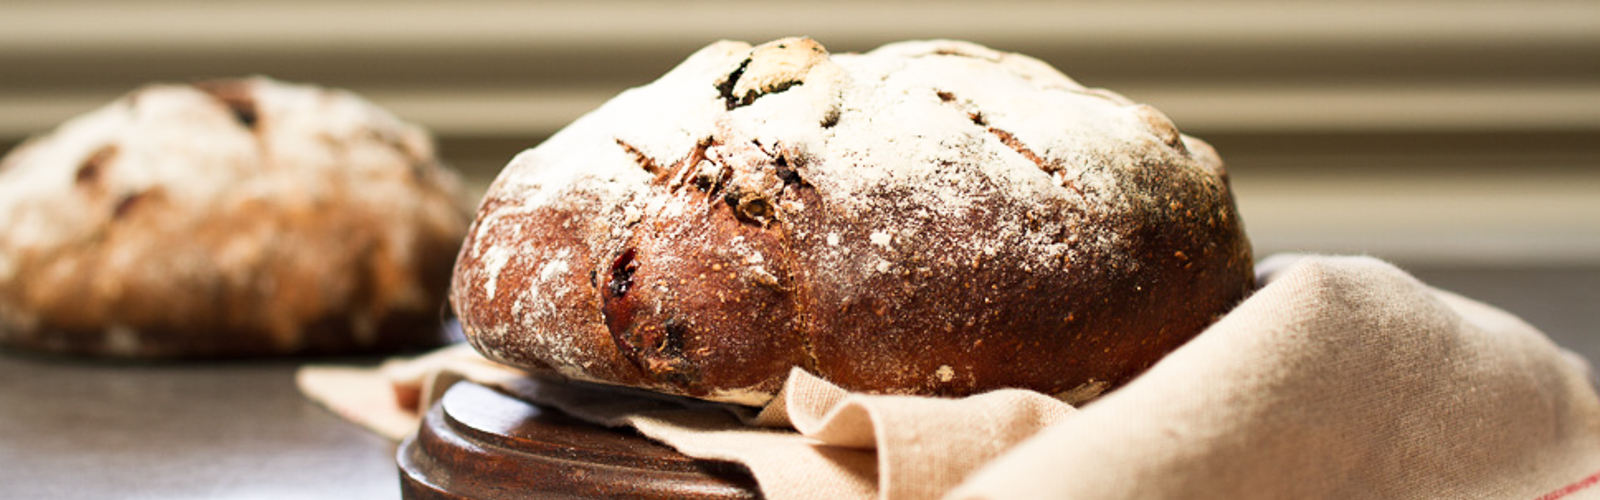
[
  {"xmin": 452, "ymin": 38, "xmax": 1253, "ymax": 405},
  {"xmin": 0, "ymin": 77, "xmax": 469, "ymax": 357}
]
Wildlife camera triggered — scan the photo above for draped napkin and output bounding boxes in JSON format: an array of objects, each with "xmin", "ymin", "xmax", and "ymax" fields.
[{"xmin": 298, "ymin": 255, "xmax": 1600, "ymax": 499}]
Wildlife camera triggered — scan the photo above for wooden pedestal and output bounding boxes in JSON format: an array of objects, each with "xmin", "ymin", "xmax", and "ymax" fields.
[{"xmin": 397, "ymin": 381, "xmax": 761, "ymax": 499}]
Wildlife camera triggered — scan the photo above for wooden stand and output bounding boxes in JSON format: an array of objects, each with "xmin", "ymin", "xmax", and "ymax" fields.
[{"xmin": 397, "ymin": 381, "xmax": 761, "ymax": 499}]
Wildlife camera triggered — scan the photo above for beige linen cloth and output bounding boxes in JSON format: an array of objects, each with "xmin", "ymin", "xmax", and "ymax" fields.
[{"xmin": 299, "ymin": 255, "xmax": 1600, "ymax": 499}]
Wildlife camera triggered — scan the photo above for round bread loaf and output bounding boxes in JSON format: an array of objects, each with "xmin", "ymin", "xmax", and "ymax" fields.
[
  {"xmin": 0, "ymin": 77, "xmax": 469, "ymax": 357},
  {"xmin": 453, "ymin": 38, "xmax": 1253, "ymax": 405}
]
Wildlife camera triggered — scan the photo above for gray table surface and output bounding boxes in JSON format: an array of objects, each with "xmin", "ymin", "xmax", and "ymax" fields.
[{"xmin": 1, "ymin": 266, "xmax": 1596, "ymax": 500}]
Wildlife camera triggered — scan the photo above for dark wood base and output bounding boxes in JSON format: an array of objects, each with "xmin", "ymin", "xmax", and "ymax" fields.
[{"xmin": 397, "ymin": 381, "xmax": 761, "ymax": 499}]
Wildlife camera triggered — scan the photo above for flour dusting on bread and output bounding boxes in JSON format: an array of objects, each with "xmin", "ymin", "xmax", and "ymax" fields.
[{"xmin": 454, "ymin": 38, "xmax": 1252, "ymax": 404}]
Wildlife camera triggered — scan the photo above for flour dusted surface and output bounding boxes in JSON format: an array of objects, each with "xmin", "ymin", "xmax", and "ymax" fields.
[{"xmin": 454, "ymin": 38, "xmax": 1253, "ymax": 405}]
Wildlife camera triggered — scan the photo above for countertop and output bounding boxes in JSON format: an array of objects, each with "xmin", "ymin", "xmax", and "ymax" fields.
[
  {"xmin": 2, "ymin": 265, "xmax": 1596, "ymax": 500},
  {"xmin": 0, "ymin": 356, "xmax": 401, "ymax": 500}
]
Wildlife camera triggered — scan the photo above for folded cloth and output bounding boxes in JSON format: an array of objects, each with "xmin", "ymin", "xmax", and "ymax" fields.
[
  {"xmin": 942, "ymin": 255, "xmax": 1600, "ymax": 500},
  {"xmin": 297, "ymin": 342, "xmax": 524, "ymax": 440},
  {"xmin": 297, "ymin": 255, "xmax": 1600, "ymax": 499}
]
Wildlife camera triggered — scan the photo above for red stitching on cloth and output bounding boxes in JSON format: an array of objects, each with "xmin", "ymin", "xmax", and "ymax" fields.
[{"xmin": 1534, "ymin": 469, "xmax": 1600, "ymax": 500}]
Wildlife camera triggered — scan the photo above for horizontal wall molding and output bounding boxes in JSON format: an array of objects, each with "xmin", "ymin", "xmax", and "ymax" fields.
[
  {"xmin": 5, "ymin": 84, "xmax": 1598, "ymax": 140},
  {"xmin": 5, "ymin": 1, "xmax": 1597, "ymax": 50},
  {"xmin": 2, "ymin": 1, "xmax": 1597, "ymax": 140},
  {"xmin": 3, "ymin": 1, "xmax": 1597, "ymax": 264}
]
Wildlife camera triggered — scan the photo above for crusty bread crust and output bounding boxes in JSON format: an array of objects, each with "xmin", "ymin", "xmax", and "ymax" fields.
[
  {"xmin": 453, "ymin": 38, "xmax": 1253, "ymax": 405},
  {"xmin": 0, "ymin": 77, "xmax": 468, "ymax": 357}
]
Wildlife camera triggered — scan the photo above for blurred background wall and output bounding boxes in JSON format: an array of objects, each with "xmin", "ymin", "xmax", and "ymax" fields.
[{"xmin": 2, "ymin": 0, "xmax": 1596, "ymax": 266}]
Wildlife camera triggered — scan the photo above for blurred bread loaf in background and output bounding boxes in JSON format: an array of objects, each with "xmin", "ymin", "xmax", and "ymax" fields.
[{"xmin": 0, "ymin": 77, "xmax": 469, "ymax": 357}]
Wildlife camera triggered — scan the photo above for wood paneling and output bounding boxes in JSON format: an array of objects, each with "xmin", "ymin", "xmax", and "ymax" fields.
[
  {"xmin": 2, "ymin": 0, "xmax": 1596, "ymax": 263},
  {"xmin": 2, "ymin": 1, "xmax": 1595, "ymax": 138}
]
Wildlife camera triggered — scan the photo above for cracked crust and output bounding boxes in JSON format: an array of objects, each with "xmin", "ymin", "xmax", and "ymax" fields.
[
  {"xmin": 0, "ymin": 77, "xmax": 470, "ymax": 357},
  {"xmin": 452, "ymin": 38, "xmax": 1254, "ymax": 405}
]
